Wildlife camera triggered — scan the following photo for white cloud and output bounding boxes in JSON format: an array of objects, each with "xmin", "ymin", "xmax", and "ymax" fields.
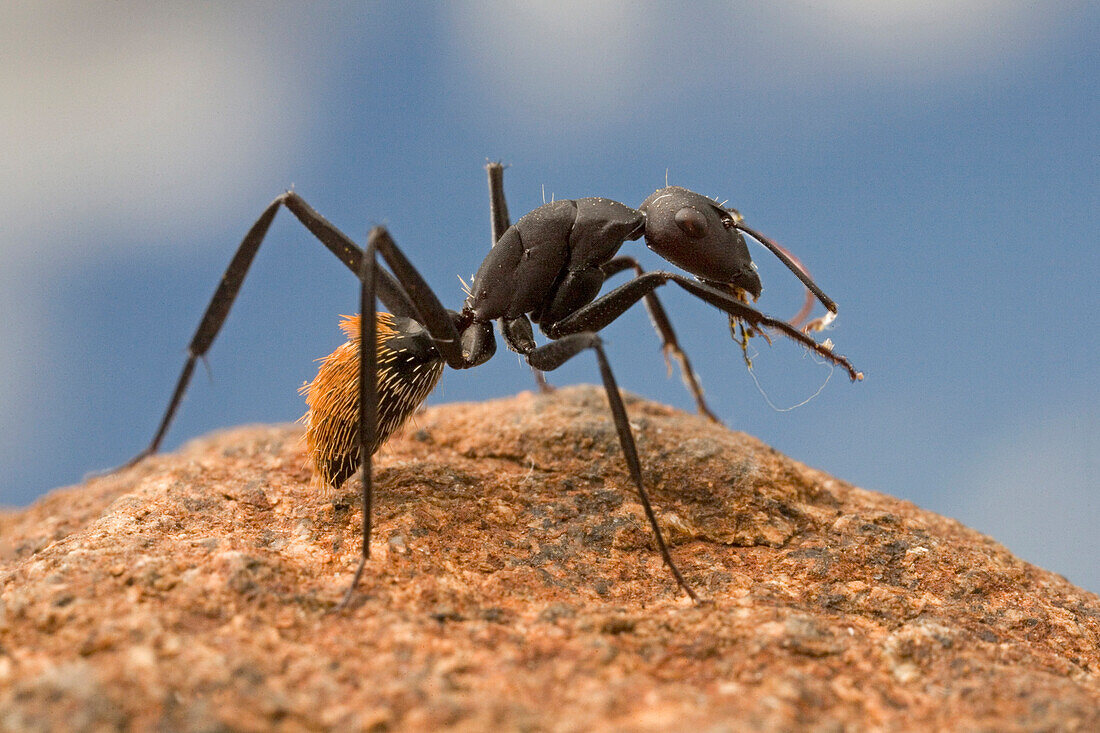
[
  {"xmin": 446, "ymin": 0, "xmax": 1069, "ymax": 128},
  {"xmin": 444, "ymin": 2, "xmax": 654, "ymax": 121},
  {"xmin": 0, "ymin": 3, "xmax": 327, "ymax": 487},
  {"xmin": 0, "ymin": 3, "xmax": 313, "ymax": 264},
  {"xmin": 764, "ymin": 0, "xmax": 1056, "ymax": 80}
]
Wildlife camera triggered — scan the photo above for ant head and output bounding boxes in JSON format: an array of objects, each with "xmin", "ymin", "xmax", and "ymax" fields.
[{"xmin": 640, "ymin": 186, "xmax": 762, "ymax": 301}]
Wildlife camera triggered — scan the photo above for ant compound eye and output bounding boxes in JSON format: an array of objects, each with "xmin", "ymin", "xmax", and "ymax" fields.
[{"xmin": 674, "ymin": 207, "xmax": 708, "ymax": 238}]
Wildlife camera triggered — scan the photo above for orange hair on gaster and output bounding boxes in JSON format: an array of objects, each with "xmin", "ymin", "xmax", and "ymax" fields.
[{"xmin": 301, "ymin": 313, "xmax": 443, "ymax": 492}]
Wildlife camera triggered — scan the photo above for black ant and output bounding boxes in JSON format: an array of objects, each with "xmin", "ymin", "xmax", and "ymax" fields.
[{"xmin": 122, "ymin": 163, "xmax": 862, "ymax": 605}]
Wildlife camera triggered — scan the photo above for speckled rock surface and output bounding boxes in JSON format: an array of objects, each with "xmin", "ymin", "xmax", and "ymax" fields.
[{"xmin": 2, "ymin": 386, "xmax": 1098, "ymax": 731}]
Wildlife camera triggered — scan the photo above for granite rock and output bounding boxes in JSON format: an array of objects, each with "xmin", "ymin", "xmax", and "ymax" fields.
[{"xmin": 2, "ymin": 386, "xmax": 1098, "ymax": 731}]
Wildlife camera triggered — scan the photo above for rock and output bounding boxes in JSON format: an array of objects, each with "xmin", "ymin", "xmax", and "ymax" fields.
[{"xmin": 2, "ymin": 386, "xmax": 1098, "ymax": 731}]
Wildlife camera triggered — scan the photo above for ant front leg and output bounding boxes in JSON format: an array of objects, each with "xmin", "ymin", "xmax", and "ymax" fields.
[
  {"xmin": 521, "ymin": 331, "xmax": 699, "ymax": 602},
  {"xmin": 601, "ymin": 256, "xmax": 720, "ymax": 424},
  {"xmin": 546, "ymin": 271, "xmax": 863, "ymax": 382}
]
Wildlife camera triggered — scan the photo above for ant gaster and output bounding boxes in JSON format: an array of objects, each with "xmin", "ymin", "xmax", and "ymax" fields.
[{"xmin": 123, "ymin": 163, "xmax": 862, "ymax": 606}]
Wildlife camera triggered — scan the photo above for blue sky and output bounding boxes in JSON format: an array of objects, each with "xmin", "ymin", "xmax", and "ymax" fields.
[{"xmin": 2, "ymin": 2, "xmax": 1096, "ymax": 592}]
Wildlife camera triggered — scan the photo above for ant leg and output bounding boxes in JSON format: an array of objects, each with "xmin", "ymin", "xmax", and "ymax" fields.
[
  {"xmin": 339, "ymin": 235, "xmax": 381, "ymax": 609},
  {"xmin": 525, "ymin": 333, "xmax": 699, "ymax": 602},
  {"xmin": 486, "ymin": 161, "xmax": 510, "ymax": 246},
  {"xmin": 280, "ymin": 193, "xmax": 419, "ymax": 320},
  {"xmin": 123, "ymin": 198, "xmax": 279, "ymax": 467},
  {"xmin": 546, "ymin": 271, "xmax": 862, "ymax": 381},
  {"xmin": 486, "ymin": 161, "xmax": 552, "ymax": 392},
  {"xmin": 364, "ymin": 227, "xmax": 469, "ymax": 368},
  {"xmin": 665, "ymin": 274, "xmax": 862, "ymax": 381},
  {"xmin": 601, "ymin": 256, "xmax": 720, "ymax": 423},
  {"xmin": 340, "ymin": 224, "xmax": 490, "ymax": 607},
  {"xmin": 122, "ymin": 192, "xmax": 420, "ymax": 469}
]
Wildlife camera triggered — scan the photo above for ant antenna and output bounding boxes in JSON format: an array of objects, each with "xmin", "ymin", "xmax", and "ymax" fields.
[{"xmin": 733, "ymin": 222, "xmax": 838, "ymax": 315}]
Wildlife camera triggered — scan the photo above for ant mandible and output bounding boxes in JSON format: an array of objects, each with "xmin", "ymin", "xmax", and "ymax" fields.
[{"xmin": 122, "ymin": 163, "xmax": 862, "ymax": 605}]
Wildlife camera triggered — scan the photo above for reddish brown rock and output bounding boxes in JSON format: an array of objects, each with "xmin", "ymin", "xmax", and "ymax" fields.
[{"xmin": 2, "ymin": 386, "xmax": 1098, "ymax": 731}]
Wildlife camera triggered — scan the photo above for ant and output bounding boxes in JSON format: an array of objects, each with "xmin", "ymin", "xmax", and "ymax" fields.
[{"xmin": 122, "ymin": 163, "xmax": 862, "ymax": 605}]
